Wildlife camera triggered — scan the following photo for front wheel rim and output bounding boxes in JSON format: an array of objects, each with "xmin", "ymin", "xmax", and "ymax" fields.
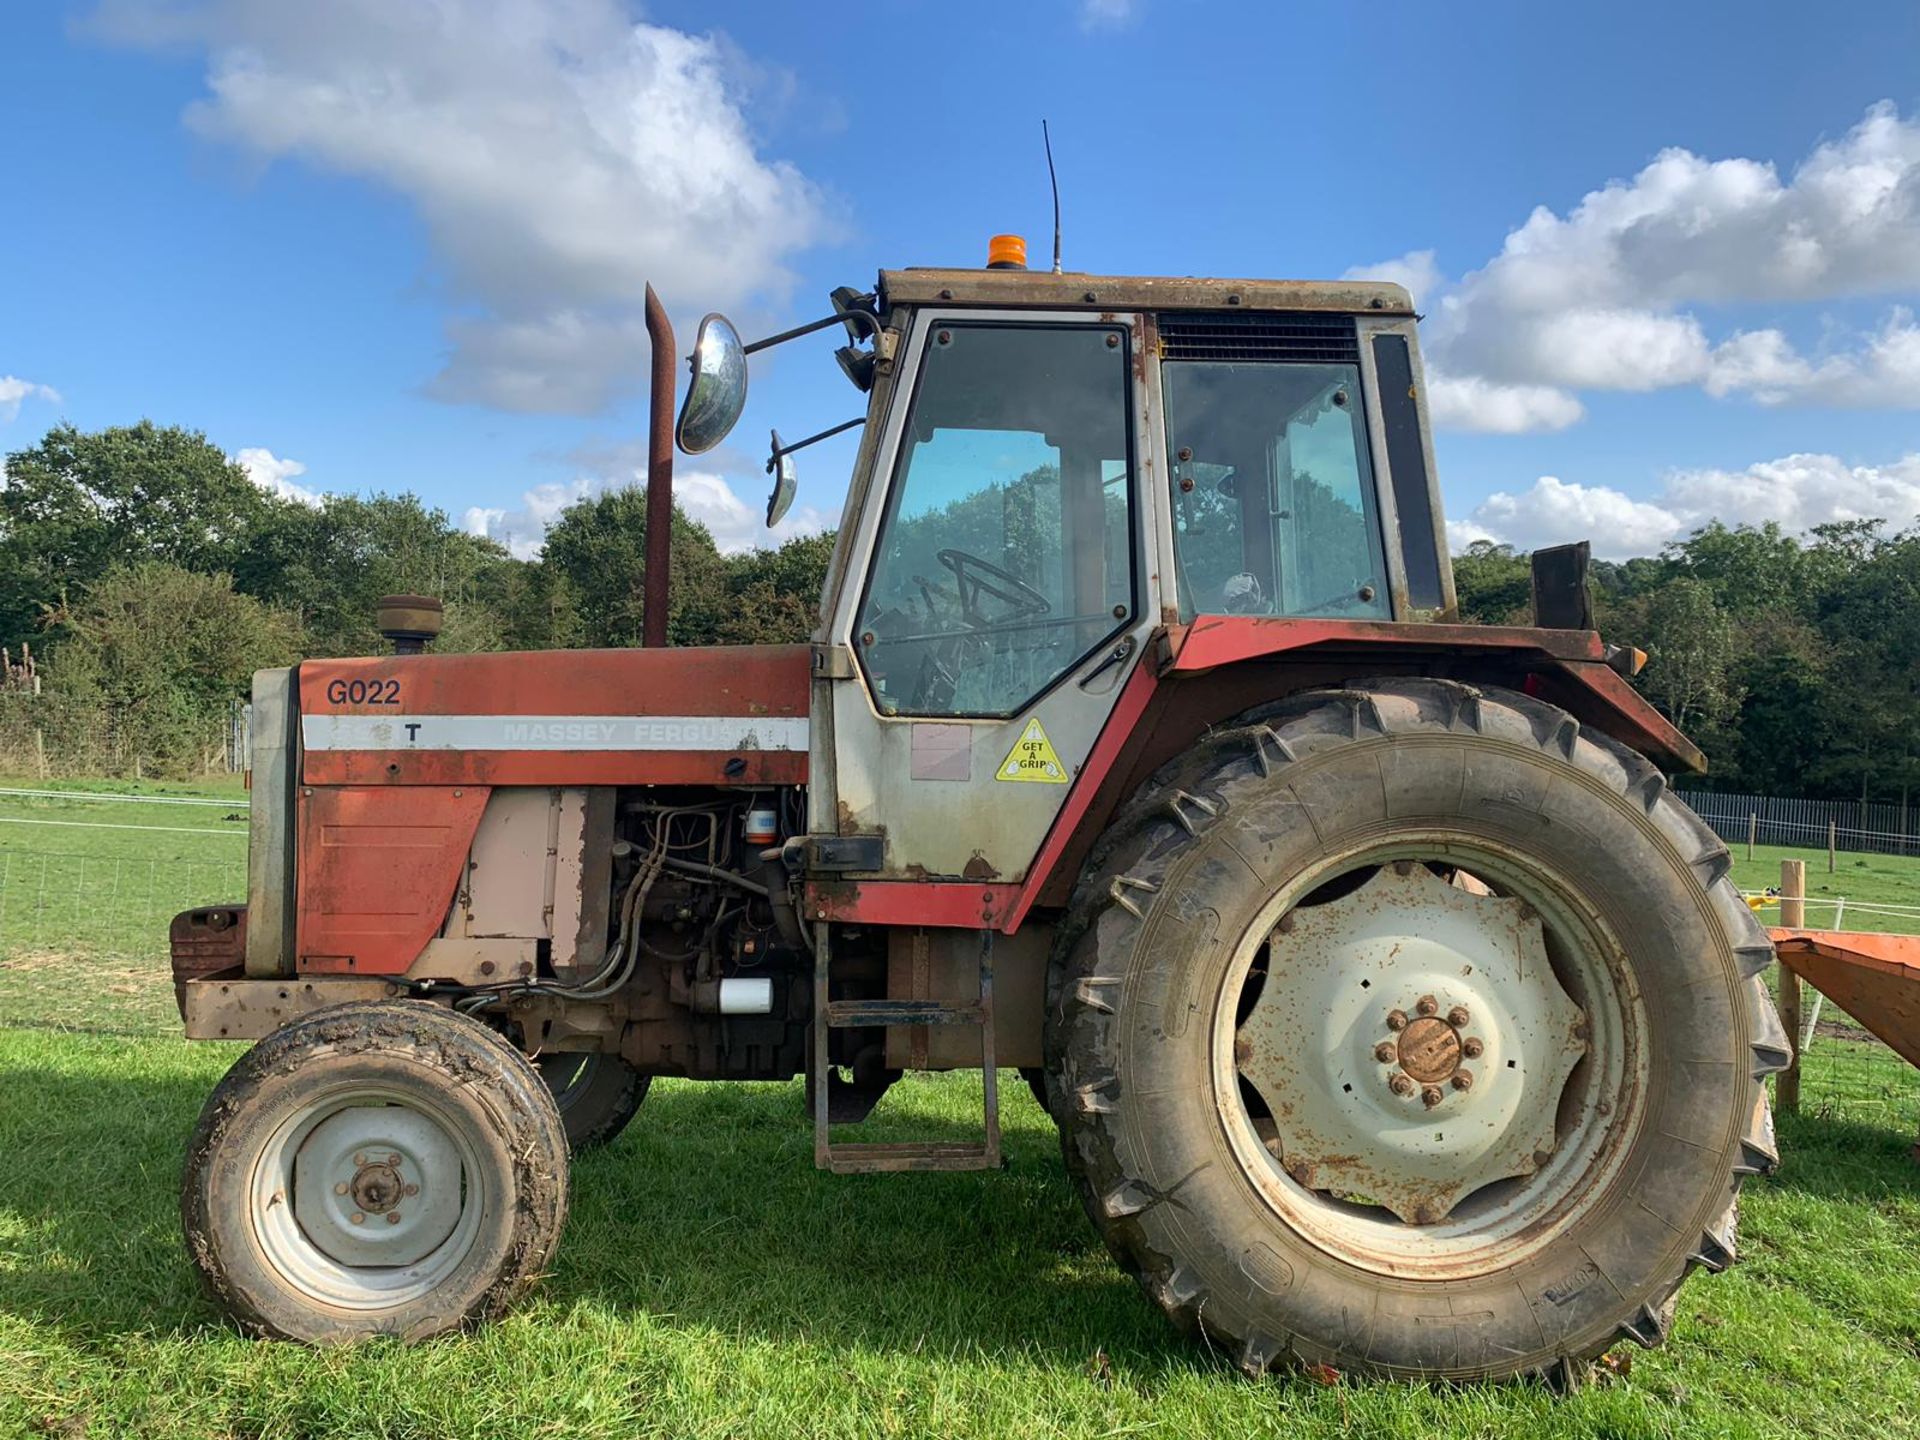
[
  {"xmin": 1212, "ymin": 833, "xmax": 1648, "ymax": 1279},
  {"xmin": 249, "ymin": 1082, "xmax": 489, "ymax": 1310}
]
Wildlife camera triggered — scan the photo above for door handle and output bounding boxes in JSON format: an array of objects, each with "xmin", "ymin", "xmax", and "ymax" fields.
[{"xmin": 1079, "ymin": 634, "xmax": 1137, "ymax": 690}]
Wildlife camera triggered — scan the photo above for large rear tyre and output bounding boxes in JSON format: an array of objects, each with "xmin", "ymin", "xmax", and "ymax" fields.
[
  {"xmin": 1047, "ymin": 679, "xmax": 1785, "ymax": 1384},
  {"xmin": 182, "ymin": 1000, "xmax": 569, "ymax": 1344},
  {"xmin": 533, "ymin": 1052, "xmax": 649, "ymax": 1151}
]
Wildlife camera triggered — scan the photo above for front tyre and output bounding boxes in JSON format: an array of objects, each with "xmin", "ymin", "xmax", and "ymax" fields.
[
  {"xmin": 182, "ymin": 1000, "xmax": 569, "ymax": 1344},
  {"xmin": 1047, "ymin": 680, "xmax": 1786, "ymax": 1384}
]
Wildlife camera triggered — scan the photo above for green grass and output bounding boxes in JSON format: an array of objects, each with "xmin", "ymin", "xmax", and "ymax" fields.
[
  {"xmin": 1, "ymin": 799, "xmax": 1919, "ymax": 1436},
  {"xmin": 0, "ymin": 781, "xmax": 246, "ymax": 963},
  {"xmin": 1729, "ymin": 842, "xmax": 1920, "ymax": 937}
]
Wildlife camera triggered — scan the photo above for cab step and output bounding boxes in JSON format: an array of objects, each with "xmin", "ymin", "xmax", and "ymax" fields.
[{"xmin": 812, "ymin": 923, "xmax": 1001, "ymax": 1174}]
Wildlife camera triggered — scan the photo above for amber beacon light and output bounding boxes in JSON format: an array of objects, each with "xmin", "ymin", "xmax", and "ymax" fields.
[{"xmin": 986, "ymin": 234, "xmax": 1028, "ymax": 269}]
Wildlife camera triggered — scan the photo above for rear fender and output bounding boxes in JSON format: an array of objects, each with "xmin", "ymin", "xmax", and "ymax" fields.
[{"xmin": 1007, "ymin": 617, "xmax": 1704, "ymax": 923}]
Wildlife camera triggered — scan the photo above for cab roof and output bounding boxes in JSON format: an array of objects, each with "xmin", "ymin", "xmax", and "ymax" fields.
[{"xmin": 877, "ymin": 268, "xmax": 1414, "ymax": 317}]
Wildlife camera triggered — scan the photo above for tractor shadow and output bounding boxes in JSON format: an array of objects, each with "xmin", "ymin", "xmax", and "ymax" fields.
[{"xmin": 0, "ymin": 1059, "xmax": 1192, "ymax": 1372}]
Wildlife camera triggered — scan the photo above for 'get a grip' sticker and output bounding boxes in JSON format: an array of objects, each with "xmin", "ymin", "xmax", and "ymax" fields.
[{"xmin": 997, "ymin": 716, "xmax": 1067, "ymax": 783}]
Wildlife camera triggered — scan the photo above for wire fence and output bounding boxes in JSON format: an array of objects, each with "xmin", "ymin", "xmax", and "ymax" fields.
[
  {"xmin": 0, "ymin": 850, "xmax": 246, "ymax": 958},
  {"xmin": 1677, "ymin": 787, "xmax": 1919, "ymax": 856},
  {"xmin": 0, "ymin": 695, "xmax": 250, "ymax": 780}
]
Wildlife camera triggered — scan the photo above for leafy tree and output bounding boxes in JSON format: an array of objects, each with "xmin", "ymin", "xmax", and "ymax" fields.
[
  {"xmin": 1451, "ymin": 541, "xmax": 1533, "ymax": 624},
  {"xmin": 0, "ymin": 421, "xmax": 284, "ymax": 649},
  {"xmin": 42, "ymin": 562, "xmax": 299, "ymax": 776},
  {"xmin": 235, "ymin": 493, "xmax": 516, "ymax": 655},
  {"xmin": 537, "ymin": 488, "xmax": 728, "ymax": 648},
  {"xmin": 1631, "ymin": 577, "xmax": 1744, "ymax": 746}
]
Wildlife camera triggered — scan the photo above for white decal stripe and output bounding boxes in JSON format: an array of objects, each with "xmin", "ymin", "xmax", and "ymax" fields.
[{"xmin": 302, "ymin": 714, "xmax": 809, "ymax": 753}]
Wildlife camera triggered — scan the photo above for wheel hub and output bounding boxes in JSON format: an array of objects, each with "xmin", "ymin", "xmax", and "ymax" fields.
[
  {"xmin": 1394, "ymin": 1015, "xmax": 1462, "ymax": 1085},
  {"xmin": 1236, "ymin": 863, "xmax": 1588, "ymax": 1225},
  {"xmin": 292, "ymin": 1105, "xmax": 463, "ymax": 1267}
]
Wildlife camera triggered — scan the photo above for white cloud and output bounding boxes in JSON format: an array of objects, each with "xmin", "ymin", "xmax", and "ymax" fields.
[
  {"xmin": 0, "ymin": 376, "xmax": 60, "ymax": 424},
  {"xmin": 1426, "ymin": 372, "xmax": 1585, "ymax": 434},
  {"xmin": 97, "ymin": 1, "xmax": 828, "ymax": 414},
  {"xmin": 1457, "ymin": 452, "xmax": 1920, "ymax": 559},
  {"xmin": 1358, "ymin": 104, "xmax": 1920, "ymax": 428},
  {"xmin": 233, "ymin": 446, "xmax": 322, "ymax": 505},
  {"xmin": 462, "ymin": 478, "xmax": 598, "ymax": 560},
  {"xmin": 1079, "ymin": 0, "xmax": 1135, "ymax": 30},
  {"xmin": 1342, "ymin": 249, "xmax": 1443, "ymax": 309},
  {"xmin": 463, "ymin": 463, "xmax": 835, "ymax": 560}
]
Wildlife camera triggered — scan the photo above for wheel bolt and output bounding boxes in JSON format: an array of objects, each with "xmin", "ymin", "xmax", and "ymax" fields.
[
  {"xmin": 404, "ymin": 1183, "xmax": 419, "ymax": 1196},
  {"xmin": 1386, "ymin": 1009, "xmax": 1408, "ymax": 1031},
  {"xmin": 333, "ymin": 1182, "xmax": 348, "ymax": 1196},
  {"xmin": 1452, "ymin": 1069, "xmax": 1474, "ymax": 1091},
  {"xmin": 350, "ymin": 1211, "xmax": 365, "ymax": 1225},
  {"xmin": 386, "ymin": 1211, "xmax": 402, "ymax": 1225},
  {"xmin": 1447, "ymin": 1005, "xmax": 1470, "ymax": 1028},
  {"xmin": 1374, "ymin": 1041, "xmax": 1397, "ymax": 1063},
  {"xmin": 1388, "ymin": 1073, "xmax": 1415, "ymax": 1097},
  {"xmin": 388, "ymin": 1154, "xmax": 403, "ymax": 1168},
  {"xmin": 1415, "ymin": 995, "xmax": 1438, "ymax": 1017},
  {"xmin": 1421, "ymin": 1085, "xmax": 1444, "ymax": 1108},
  {"xmin": 353, "ymin": 1153, "xmax": 366, "ymax": 1166},
  {"xmin": 1462, "ymin": 1036, "xmax": 1484, "ymax": 1058}
]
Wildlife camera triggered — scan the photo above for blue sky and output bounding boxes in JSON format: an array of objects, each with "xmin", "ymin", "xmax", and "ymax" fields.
[{"xmin": 3, "ymin": 0, "xmax": 1919, "ymax": 560}]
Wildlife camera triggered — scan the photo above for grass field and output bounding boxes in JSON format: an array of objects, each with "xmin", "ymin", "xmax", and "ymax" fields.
[{"xmin": 2, "ymin": 782, "xmax": 1919, "ymax": 1437}]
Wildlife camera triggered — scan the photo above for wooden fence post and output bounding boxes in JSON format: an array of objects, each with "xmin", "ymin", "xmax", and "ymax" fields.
[
  {"xmin": 1828, "ymin": 818, "xmax": 1837, "ymax": 873},
  {"xmin": 1778, "ymin": 859, "xmax": 1805, "ymax": 1115},
  {"xmin": 33, "ymin": 728, "xmax": 46, "ymax": 781},
  {"xmin": 1747, "ymin": 812, "xmax": 1757, "ymax": 861}
]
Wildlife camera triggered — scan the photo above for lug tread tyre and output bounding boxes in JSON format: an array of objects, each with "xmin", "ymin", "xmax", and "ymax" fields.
[
  {"xmin": 536, "ymin": 1052, "xmax": 649, "ymax": 1151},
  {"xmin": 1047, "ymin": 678, "xmax": 1782, "ymax": 1385}
]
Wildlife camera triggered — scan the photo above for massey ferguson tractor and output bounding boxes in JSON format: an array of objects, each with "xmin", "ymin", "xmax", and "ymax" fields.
[{"xmin": 170, "ymin": 239, "xmax": 1788, "ymax": 1386}]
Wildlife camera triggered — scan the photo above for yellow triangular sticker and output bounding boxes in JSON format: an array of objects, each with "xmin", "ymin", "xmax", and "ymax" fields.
[{"xmin": 997, "ymin": 716, "xmax": 1068, "ymax": 784}]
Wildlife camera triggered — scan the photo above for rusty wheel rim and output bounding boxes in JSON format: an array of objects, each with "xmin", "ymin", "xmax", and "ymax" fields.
[{"xmin": 1210, "ymin": 833, "xmax": 1648, "ymax": 1278}]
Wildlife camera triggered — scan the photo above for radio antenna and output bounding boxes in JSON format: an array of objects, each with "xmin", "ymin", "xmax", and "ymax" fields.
[{"xmin": 1043, "ymin": 119, "xmax": 1063, "ymax": 274}]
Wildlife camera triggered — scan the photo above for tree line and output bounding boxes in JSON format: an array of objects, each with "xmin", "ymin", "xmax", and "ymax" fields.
[
  {"xmin": 2, "ymin": 419, "xmax": 1914, "ymax": 801},
  {"xmin": 1454, "ymin": 522, "xmax": 1919, "ymax": 806},
  {"xmin": 0, "ymin": 421, "xmax": 831, "ymax": 774}
]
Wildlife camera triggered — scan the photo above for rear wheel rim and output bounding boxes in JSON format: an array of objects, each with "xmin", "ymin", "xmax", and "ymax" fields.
[
  {"xmin": 250, "ymin": 1083, "xmax": 488, "ymax": 1310},
  {"xmin": 1212, "ymin": 833, "xmax": 1648, "ymax": 1279}
]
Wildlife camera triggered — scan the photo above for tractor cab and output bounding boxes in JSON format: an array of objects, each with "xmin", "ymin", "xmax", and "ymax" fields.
[{"xmin": 681, "ymin": 250, "xmax": 1459, "ymax": 900}]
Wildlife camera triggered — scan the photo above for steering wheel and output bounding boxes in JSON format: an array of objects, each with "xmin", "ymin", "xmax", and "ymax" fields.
[{"xmin": 936, "ymin": 548, "xmax": 1051, "ymax": 629}]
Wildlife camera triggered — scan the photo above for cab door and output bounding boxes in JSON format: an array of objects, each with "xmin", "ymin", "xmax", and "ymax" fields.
[{"xmin": 817, "ymin": 308, "xmax": 1164, "ymax": 890}]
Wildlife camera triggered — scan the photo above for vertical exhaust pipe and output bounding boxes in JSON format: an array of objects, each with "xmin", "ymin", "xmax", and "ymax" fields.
[{"xmin": 643, "ymin": 283, "xmax": 675, "ymax": 648}]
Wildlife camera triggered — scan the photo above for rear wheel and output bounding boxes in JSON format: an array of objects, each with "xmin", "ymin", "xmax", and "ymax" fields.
[
  {"xmin": 182, "ymin": 1000, "xmax": 569, "ymax": 1344},
  {"xmin": 1048, "ymin": 680, "xmax": 1785, "ymax": 1384},
  {"xmin": 533, "ymin": 1052, "xmax": 649, "ymax": 1151}
]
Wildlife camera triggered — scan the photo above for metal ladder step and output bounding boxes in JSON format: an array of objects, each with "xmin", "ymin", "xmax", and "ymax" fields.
[
  {"xmin": 826, "ymin": 998, "xmax": 986, "ymax": 1028},
  {"xmin": 821, "ymin": 1141, "xmax": 999, "ymax": 1174},
  {"xmin": 812, "ymin": 922, "xmax": 1001, "ymax": 1174}
]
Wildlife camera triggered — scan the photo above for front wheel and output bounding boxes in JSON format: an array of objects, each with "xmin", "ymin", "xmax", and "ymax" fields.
[
  {"xmin": 1048, "ymin": 679, "xmax": 1786, "ymax": 1384},
  {"xmin": 182, "ymin": 1000, "xmax": 569, "ymax": 1343}
]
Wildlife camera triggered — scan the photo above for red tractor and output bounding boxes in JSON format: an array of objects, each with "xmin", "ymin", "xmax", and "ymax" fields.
[{"xmin": 171, "ymin": 242, "xmax": 1785, "ymax": 1384}]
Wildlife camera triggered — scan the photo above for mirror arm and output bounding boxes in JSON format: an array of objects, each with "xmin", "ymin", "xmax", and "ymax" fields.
[
  {"xmin": 767, "ymin": 417, "xmax": 866, "ymax": 471},
  {"xmin": 744, "ymin": 307, "xmax": 883, "ymax": 356}
]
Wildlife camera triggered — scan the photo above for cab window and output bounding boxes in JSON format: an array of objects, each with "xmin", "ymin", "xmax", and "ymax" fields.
[
  {"xmin": 1163, "ymin": 360, "xmax": 1390, "ymax": 620},
  {"xmin": 858, "ymin": 323, "xmax": 1134, "ymax": 717}
]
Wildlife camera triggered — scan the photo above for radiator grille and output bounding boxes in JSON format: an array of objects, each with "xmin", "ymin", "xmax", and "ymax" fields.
[{"xmin": 1158, "ymin": 311, "xmax": 1359, "ymax": 365}]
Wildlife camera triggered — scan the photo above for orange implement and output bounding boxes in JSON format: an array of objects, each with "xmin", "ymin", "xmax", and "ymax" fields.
[{"xmin": 1769, "ymin": 929, "xmax": 1920, "ymax": 1070}]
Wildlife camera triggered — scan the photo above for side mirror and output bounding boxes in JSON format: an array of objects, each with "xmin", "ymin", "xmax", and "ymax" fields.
[
  {"xmin": 676, "ymin": 313, "xmax": 747, "ymax": 455},
  {"xmin": 766, "ymin": 430, "xmax": 797, "ymax": 527}
]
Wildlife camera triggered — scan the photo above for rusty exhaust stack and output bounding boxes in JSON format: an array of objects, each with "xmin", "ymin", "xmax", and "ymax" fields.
[{"xmin": 643, "ymin": 284, "xmax": 675, "ymax": 648}]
